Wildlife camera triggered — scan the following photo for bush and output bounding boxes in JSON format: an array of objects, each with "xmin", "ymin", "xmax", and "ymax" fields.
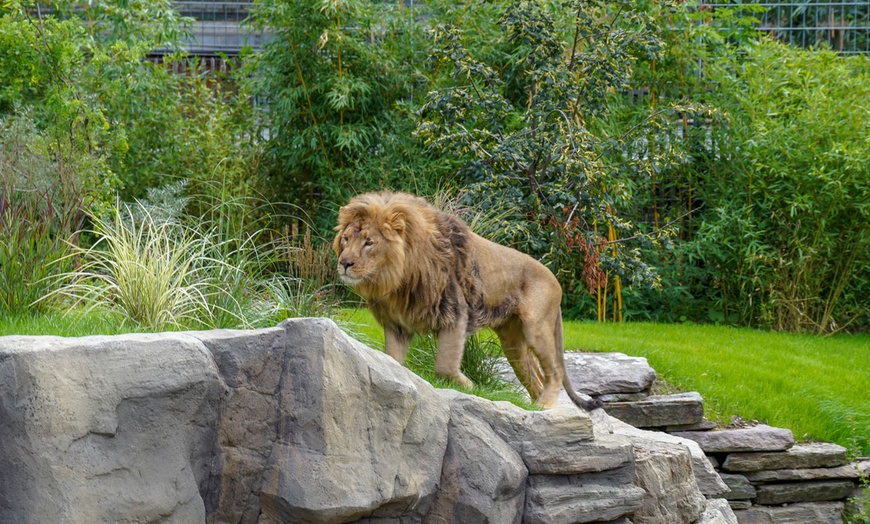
[{"xmin": 695, "ymin": 40, "xmax": 870, "ymax": 332}]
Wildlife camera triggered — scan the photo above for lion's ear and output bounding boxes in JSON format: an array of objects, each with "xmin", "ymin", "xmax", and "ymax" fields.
[{"xmin": 382, "ymin": 211, "xmax": 406, "ymax": 240}]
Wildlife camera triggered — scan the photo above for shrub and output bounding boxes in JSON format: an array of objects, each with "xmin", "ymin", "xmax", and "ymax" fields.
[{"xmin": 695, "ymin": 40, "xmax": 870, "ymax": 332}]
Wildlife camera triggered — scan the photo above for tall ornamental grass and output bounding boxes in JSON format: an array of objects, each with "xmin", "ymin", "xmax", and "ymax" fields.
[{"xmin": 47, "ymin": 201, "xmax": 233, "ymax": 331}]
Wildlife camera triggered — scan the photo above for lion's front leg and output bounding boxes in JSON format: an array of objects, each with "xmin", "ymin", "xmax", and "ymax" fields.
[
  {"xmin": 434, "ymin": 323, "xmax": 474, "ymax": 390},
  {"xmin": 385, "ymin": 328, "xmax": 412, "ymax": 364}
]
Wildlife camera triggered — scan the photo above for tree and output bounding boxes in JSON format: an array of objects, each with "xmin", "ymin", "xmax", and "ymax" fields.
[{"xmin": 417, "ymin": 0, "xmax": 687, "ymax": 318}]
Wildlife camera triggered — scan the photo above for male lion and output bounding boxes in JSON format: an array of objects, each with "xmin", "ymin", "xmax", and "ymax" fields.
[{"xmin": 334, "ymin": 191, "xmax": 602, "ymax": 411}]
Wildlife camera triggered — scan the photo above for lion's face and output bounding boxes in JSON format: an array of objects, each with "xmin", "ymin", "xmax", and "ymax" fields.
[{"xmin": 334, "ymin": 219, "xmax": 406, "ymax": 293}]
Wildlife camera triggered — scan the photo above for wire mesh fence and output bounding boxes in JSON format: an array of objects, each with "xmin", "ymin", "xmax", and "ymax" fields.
[
  {"xmin": 705, "ymin": 1, "xmax": 870, "ymax": 54},
  {"xmin": 173, "ymin": 1, "xmax": 266, "ymax": 55}
]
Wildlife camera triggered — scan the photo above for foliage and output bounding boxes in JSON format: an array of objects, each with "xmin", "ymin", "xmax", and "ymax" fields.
[
  {"xmin": 416, "ymin": 0, "xmax": 697, "ymax": 315},
  {"xmin": 244, "ymin": 0, "xmax": 458, "ymax": 234},
  {"xmin": 44, "ymin": 200, "xmax": 234, "ymax": 330},
  {"xmin": 694, "ymin": 40, "xmax": 870, "ymax": 332},
  {"xmin": 0, "ymin": 114, "xmax": 91, "ymax": 314}
]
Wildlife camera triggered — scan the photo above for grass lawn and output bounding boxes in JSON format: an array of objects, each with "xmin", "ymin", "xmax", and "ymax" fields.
[{"xmin": 339, "ymin": 308, "xmax": 870, "ymax": 456}]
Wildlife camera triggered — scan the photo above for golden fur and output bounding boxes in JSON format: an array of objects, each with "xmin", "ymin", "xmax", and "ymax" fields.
[{"xmin": 333, "ymin": 191, "xmax": 602, "ymax": 410}]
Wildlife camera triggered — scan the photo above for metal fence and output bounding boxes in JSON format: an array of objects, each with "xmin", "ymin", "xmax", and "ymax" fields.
[
  {"xmin": 705, "ymin": 1, "xmax": 870, "ymax": 54},
  {"xmin": 173, "ymin": 1, "xmax": 266, "ymax": 55},
  {"xmin": 163, "ymin": 1, "xmax": 870, "ymax": 57}
]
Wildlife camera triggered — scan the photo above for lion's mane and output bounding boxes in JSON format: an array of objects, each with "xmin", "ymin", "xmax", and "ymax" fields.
[{"xmin": 333, "ymin": 191, "xmax": 486, "ymax": 335}]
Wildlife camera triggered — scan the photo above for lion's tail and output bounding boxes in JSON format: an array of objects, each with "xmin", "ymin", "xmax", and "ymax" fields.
[{"xmin": 557, "ymin": 310, "xmax": 604, "ymax": 412}]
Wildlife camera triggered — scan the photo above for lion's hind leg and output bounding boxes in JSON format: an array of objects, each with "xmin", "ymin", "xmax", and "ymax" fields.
[
  {"xmin": 520, "ymin": 315, "xmax": 565, "ymax": 409},
  {"xmin": 496, "ymin": 319, "xmax": 545, "ymax": 402}
]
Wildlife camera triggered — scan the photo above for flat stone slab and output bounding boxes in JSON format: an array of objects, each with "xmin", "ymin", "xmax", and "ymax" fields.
[
  {"xmin": 722, "ymin": 442, "xmax": 848, "ymax": 472},
  {"xmin": 733, "ymin": 501, "xmax": 845, "ymax": 524},
  {"xmin": 666, "ymin": 419, "xmax": 718, "ymax": 432},
  {"xmin": 563, "ymin": 352, "xmax": 656, "ymax": 395},
  {"xmin": 719, "ymin": 473, "xmax": 756, "ymax": 501},
  {"xmin": 745, "ymin": 464, "xmax": 860, "ymax": 483},
  {"xmin": 755, "ymin": 480, "xmax": 855, "ymax": 505},
  {"xmin": 523, "ymin": 467, "xmax": 645, "ymax": 524},
  {"xmin": 604, "ymin": 392, "xmax": 704, "ymax": 428},
  {"xmin": 672, "ymin": 425, "xmax": 794, "ymax": 453}
]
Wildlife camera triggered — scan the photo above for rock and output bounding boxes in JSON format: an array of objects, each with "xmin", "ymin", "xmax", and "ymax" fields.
[
  {"xmin": 733, "ymin": 501, "xmax": 845, "ymax": 523},
  {"xmin": 744, "ymin": 464, "xmax": 860, "ymax": 483},
  {"xmin": 696, "ymin": 499, "xmax": 739, "ymax": 524},
  {"xmin": 754, "ymin": 480, "xmax": 855, "ymax": 505},
  {"xmin": 424, "ymin": 405, "xmax": 526, "ymax": 524},
  {"xmin": 604, "ymin": 392, "xmax": 704, "ymax": 428},
  {"xmin": 728, "ymin": 501, "xmax": 752, "ymax": 511},
  {"xmin": 672, "ymin": 425, "xmax": 794, "ymax": 453},
  {"xmin": 564, "ymin": 352, "xmax": 657, "ymax": 395},
  {"xmin": 522, "ymin": 407, "xmax": 614, "ymax": 475},
  {"xmin": 599, "ymin": 392, "xmax": 649, "ymax": 402},
  {"xmin": 198, "ymin": 319, "xmax": 450, "ymax": 523},
  {"xmin": 593, "ymin": 410, "xmax": 711, "ymax": 523},
  {"xmin": 0, "ymin": 332, "xmax": 225, "ymax": 524},
  {"xmin": 667, "ymin": 419, "xmax": 718, "ymax": 432},
  {"xmin": 601, "ymin": 412, "xmax": 728, "ymax": 498},
  {"xmin": 523, "ymin": 466, "xmax": 645, "ymax": 524},
  {"xmin": 435, "ymin": 389, "xmax": 527, "ymax": 446},
  {"xmin": 719, "ymin": 474, "xmax": 756, "ymax": 501},
  {"xmin": 721, "ymin": 442, "xmax": 849, "ymax": 472},
  {"xmin": 630, "ymin": 442, "xmax": 707, "ymax": 524}
]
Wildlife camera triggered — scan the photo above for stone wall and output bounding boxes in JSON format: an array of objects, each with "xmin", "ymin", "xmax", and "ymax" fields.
[
  {"xmin": 566, "ymin": 352, "xmax": 868, "ymax": 524},
  {"xmin": 0, "ymin": 318, "xmax": 740, "ymax": 524}
]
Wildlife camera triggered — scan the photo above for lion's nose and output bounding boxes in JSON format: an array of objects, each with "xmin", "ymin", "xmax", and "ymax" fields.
[{"xmin": 340, "ymin": 259, "xmax": 354, "ymax": 271}]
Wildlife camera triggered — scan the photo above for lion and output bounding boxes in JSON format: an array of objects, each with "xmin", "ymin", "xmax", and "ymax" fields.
[{"xmin": 333, "ymin": 191, "xmax": 603, "ymax": 411}]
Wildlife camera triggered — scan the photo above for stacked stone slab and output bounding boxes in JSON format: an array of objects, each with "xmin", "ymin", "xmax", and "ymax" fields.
[{"xmin": 558, "ymin": 352, "xmax": 865, "ymax": 524}]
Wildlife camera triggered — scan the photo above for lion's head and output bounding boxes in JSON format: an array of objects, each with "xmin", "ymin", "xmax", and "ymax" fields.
[{"xmin": 333, "ymin": 192, "xmax": 440, "ymax": 299}]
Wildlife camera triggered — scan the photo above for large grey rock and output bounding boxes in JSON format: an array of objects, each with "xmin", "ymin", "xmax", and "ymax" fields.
[
  {"xmin": 754, "ymin": 480, "xmax": 855, "ymax": 505},
  {"xmin": 604, "ymin": 392, "xmax": 704, "ymax": 428},
  {"xmin": 672, "ymin": 425, "xmax": 794, "ymax": 453},
  {"xmin": 198, "ymin": 319, "xmax": 450, "ymax": 524},
  {"xmin": 600, "ymin": 412, "xmax": 728, "ymax": 498},
  {"xmin": 696, "ymin": 499, "xmax": 739, "ymax": 524},
  {"xmin": 592, "ymin": 410, "xmax": 710, "ymax": 523},
  {"xmin": 564, "ymin": 352, "xmax": 657, "ymax": 395},
  {"xmin": 524, "ymin": 466, "xmax": 645, "ymax": 524},
  {"xmin": 629, "ymin": 436, "xmax": 708, "ymax": 524},
  {"xmin": 721, "ymin": 442, "xmax": 848, "ymax": 472},
  {"xmin": 719, "ymin": 474, "xmax": 756, "ymax": 501},
  {"xmin": 424, "ymin": 404, "xmax": 526, "ymax": 524},
  {"xmin": 733, "ymin": 501, "xmax": 844, "ymax": 524},
  {"xmin": 0, "ymin": 333, "xmax": 225, "ymax": 524},
  {"xmin": 521, "ymin": 407, "xmax": 615, "ymax": 475},
  {"xmin": 744, "ymin": 464, "xmax": 860, "ymax": 483}
]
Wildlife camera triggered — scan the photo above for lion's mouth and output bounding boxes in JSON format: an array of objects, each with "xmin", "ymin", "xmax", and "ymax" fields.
[
  {"xmin": 339, "ymin": 274, "xmax": 363, "ymax": 286},
  {"xmin": 338, "ymin": 269, "xmax": 364, "ymax": 286}
]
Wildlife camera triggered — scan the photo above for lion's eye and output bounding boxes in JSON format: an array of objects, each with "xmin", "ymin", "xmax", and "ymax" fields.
[{"xmin": 364, "ymin": 238, "xmax": 373, "ymax": 247}]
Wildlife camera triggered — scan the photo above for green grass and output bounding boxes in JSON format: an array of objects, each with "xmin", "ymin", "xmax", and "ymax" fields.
[
  {"xmin": 563, "ymin": 321, "xmax": 870, "ymax": 455},
  {"xmin": 0, "ymin": 309, "xmax": 145, "ymax": 337},
  {"xmin": 340, "ymin": 309, "xmax": 870, "ymax": 455}
]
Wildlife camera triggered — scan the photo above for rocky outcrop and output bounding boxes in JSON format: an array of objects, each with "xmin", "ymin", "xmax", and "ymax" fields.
[
  {"xmin": 0, "ymin": 319, "xmax": 734, "ymax": 524},
  {"xmin": 197, "ymin": 321, "xmax": 450, "ymax": 523},
  {"xmin": 0, "ymin": 333, "xmax": 225, "ymax": 524}
]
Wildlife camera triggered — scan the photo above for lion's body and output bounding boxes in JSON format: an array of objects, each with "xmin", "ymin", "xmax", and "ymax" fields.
[{"xmin": 334, "ymin": 191, "xmax": 601, "ymax": 411}]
